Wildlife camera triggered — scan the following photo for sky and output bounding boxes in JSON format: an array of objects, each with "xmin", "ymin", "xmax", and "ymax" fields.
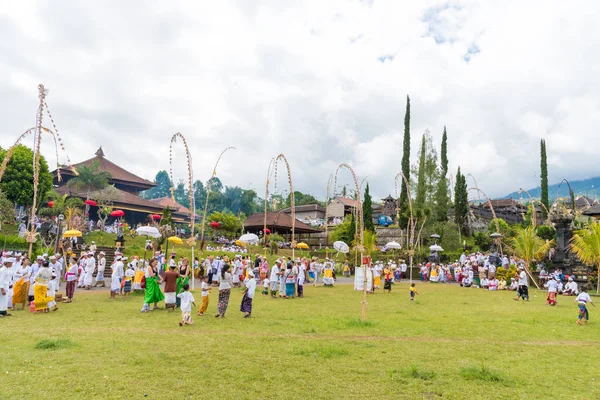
[{"xmin": 1, "ymin": 0, "xmax": 599, "ymax": 202}]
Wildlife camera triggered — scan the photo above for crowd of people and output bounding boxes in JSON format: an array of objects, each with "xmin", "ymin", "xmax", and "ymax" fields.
[{"xmin": 0, "ymin": 248, "xmax": 594, "ymax": 325}]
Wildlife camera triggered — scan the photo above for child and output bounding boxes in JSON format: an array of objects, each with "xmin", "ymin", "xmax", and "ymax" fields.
[
  {"xmin": 240, "ymin": 270, "xmax": 256, "ymax": 318},
  {"xmin": 197, "ymin": 276, "xmax": 210, "ymax": 316},
  {"xmin": 262, "ymin": 277, "xmax": 270, "ymax": 296},
  {"xmin": 177, "ymin": 284, "xmax": 196, "ymax": 326},
  {"xmin": 575, "ymin": 288, "xmax": 594, "ymax": 325},
  {"xmin": 410, "ymin": 283, "xmax": 418, "ymax": 301},
  {"xmin": 123, "ymin": 265, "xmax": 135, "ymax": 298},
  {"xmin": 383, "ymin": 265, "xmax": 393, "ymax": 293},
  {"xmin": 47, "ymin": 274, "xmax": 59, "ymax": 312}
]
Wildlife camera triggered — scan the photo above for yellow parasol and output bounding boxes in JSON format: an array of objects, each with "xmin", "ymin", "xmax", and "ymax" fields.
[
  {"xmin": 167, "ymin": 236, "xmax": 183, "ymax": 245},
  {"xmin": 296, "ymin": 242, "xmax": 309, "ymax": 250},
  {"xmin": 63, "ymin": 229, "xmax": 82, "ymax": 238}
]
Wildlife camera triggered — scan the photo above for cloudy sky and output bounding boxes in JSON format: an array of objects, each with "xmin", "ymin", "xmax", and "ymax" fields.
[{"xmin": 1, "ymin": 0, "xmax": 599, "ymax": 201}]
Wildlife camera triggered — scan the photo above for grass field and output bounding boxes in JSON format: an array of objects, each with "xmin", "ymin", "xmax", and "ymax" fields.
[{"xmin": 2, "ymin": 283, "xmax": 599, "ymax": 400}]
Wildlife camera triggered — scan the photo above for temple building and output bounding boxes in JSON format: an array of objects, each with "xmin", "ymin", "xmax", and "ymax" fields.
[{"xmin": 52, "ymin": 147, "xmax": 193, "ymax": 225}]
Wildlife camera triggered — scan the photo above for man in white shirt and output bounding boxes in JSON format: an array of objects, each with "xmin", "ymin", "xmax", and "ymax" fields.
[
  {"xmin": 546, "ymin": 276, "xmax": 558, "ymax": 305},
  {"xmin": 563, "ymin": 277, "xmax": 578, "ymax": 296},
  {"xmin": 514, "ymin": 266, "xmax": 529, "ymax": 301},
  {"xmin": 0, "ymin": 258, "xmax": 15, "ymax": 317},
  {"xmin": 95, "ymin": 252, "xmax": 106, "ymax": 287},
  {"xmin": 84, "ymin": 252, "xmax": 95, "ymax": 290},
  {"xmin": 48, "ymin": 255, "xmax": 62, "ymax": 289},
  {"xmin": 269, "ymin": 259, "xmax": 281, "ymax": 297}
]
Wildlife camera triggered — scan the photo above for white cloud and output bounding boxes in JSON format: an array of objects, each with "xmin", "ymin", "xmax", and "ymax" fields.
[{"xmin": 1, "ymin": 0, "xmax": 599, "ymax": 202}]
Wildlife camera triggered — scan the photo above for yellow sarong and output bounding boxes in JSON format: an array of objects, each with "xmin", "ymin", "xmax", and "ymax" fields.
[
  {"xmin": 374, "ymin": 276, "xmax": 381, "ymax": 287},
  {"xmin": 12, "ymin": 278, "xmax": 29, "ymax": 306},
  {"xmin": 134, "ymin": 270, "xmax": 144, "ymax": 285},
  {"xmin": 324, "ymin": 270, "xmax": 333, "ymax": 278},
  {"xmin": 34, "ymin": 284, "xmax": 49, "ymax": 311}
]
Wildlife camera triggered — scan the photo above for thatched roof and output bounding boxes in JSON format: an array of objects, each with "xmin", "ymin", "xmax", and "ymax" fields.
[{"xmin": 244, "ymin": 211, "xmax": 321, "ymax": 234}]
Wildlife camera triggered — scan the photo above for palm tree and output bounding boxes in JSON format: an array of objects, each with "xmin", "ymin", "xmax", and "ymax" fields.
[
  {"xmin": 67, "ymin": 161, "xmax": 111, "ymax": 199},
  {"xmin": 570, "ymin": 221, "xmax": 600, "ymax": 293},
  {"xmin": 509, "ymin": 225, "xmax": 554, "ymax": 289}
]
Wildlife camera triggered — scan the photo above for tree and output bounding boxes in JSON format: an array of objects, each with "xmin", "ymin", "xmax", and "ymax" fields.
[
  {"xmin": 399, "ymin": 95, "xmax": 411, "ymax": 227},
  {"xmin": 0, "ymin": 145, "xmax": 53, "ymax": 206},
  {"xmin": 240, "ymin": 189, "xmax": 259, "ymax": 216},
  {"xmin": 363, "ymin": 183, "xmax": 374, "ymax": 232},
  {"xmin": 570, "ymin": 221, "xmax": 600, "ymax": 293},
  {"xmin": 434, "ymin": 126, "xmax": 449, "ymax": 222},
  {"xmin": 509, "ymin": 225, "xmax": 553, "ymax": 289},
  {"xmin": 285, "ymin": 191, "xmax": 323, "ymax": 208},
  {"xmin": 454, "ymin": 167, "xmax": 468, "ymax": 230},
  {"xmin": 67, "ymin": 160, "xmax": 111, "ymax": 199},
  {"xmin": 488, "ymin": 218, "xmax": 512, "ymax": 238},
  {"xmin": 330, "ymin": 214, "xmax": 356, "ymax": 245},
  {"xmin": 0, "ymin": 189, "xmax": 15, "ymax": 228},
  {"xmin": 540, "ymin": 139, "xmax": 549, "ymax": 219},
  {"xmin": 92, "ymin": 185, "xmax": 123, "ymax": 229},
  {"xmin": 192, "ymin": 180, "xmax": 206, "ymax": 211},
  {"xmin": 206, "ymin": 211, "xmax": 242, "ymax": 238},
  {"xmin": 143, "ymin": 170, "xmax": 172, "ymax": 199},
  {"xmin": 415, "ymin": 133, "xmax": 427, "ymax": 211},
  {"xmin": 173, "ymin": 179, "xmax": 189, "ymax": 208}
]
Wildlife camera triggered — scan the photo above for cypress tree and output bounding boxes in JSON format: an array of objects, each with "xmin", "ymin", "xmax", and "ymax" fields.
[
  {"xmin": 434, "ymin": 126, "xmax": 449, "ymax": 221},
  {"xmin": 454, "ymin": 167, "xmax": 468, "ymax": 228},
  {"xmin": 363, "ymin": 183, "xmax": 374, "ymax": 232},
  {"xmin": 540, "ymin": 139, "xmax": 549, "ymax": 218},
  {"xmin": 415, "ymin": 134, "xmax": 427, "ymax": 210},
  {"xmin": 399, "ymin": 95, "xmax": 411, "ymax": 227}
]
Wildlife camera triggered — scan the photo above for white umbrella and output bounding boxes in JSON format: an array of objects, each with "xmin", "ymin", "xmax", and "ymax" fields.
[
  {"xmin": 429, "ymin": 244, "xmax": 444, "ymax": 252},
  {"xmin": 136, "ymin": 226, "xmax": 161, "ymax": 238},
  {"xmin": 239, "ymin": 233, "xmax": 259, "ymax": 244},
  {"xmin": 385, "ymin": 241, "xmax": 402, "ymax": 250},
  {"xmin": 333, "ymin": 241, "xmax": 350, "ymax": 254}
]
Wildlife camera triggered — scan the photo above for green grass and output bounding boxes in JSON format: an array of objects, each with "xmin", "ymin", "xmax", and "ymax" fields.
[{"xmin": 2, "ymin": 283, "xmax": 600, "ymax": 399}]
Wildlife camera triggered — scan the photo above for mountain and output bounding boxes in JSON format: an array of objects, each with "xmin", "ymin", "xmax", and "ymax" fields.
[{"xmin": 504, "ymin": 176, "xmax": 600, "ymax": 201}]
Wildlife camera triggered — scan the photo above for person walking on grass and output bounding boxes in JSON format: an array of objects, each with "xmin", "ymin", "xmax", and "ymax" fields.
[
  {"xmin": 240, "ymin": 269, "xmax": 256, "ymax": 318},
  {"xmin": 269, "ymin": 259, "xmax": 281, "ymax": 298},
  {"xmin": 383, "ymin": 263, "xmax": 393, "ymax": 293},
  {"xmin": 546, "ymin": 276, "xmax": 558, "ymax": 306},
  {"xmin": 575, "ymin": 288, "xmax": 594, "ymax": 325},
  {"xmin": 178, "ymin": 284, "xmax": 195, "ymax": 326},
  {"xmin": 94, "ymin": 252, "xmax": 106, "ymax": 287},
  {"xmin": 409, "ymin": 283, "xmax": 418, "ymax": 301},
  {"xmin": 63, "ymin": 257, "xmax": 78, "ymax": 303},
  {"xmin": 0, "ymin": 257, "xmax": 15, "ymax": 317},
  {"xmin": 514, "ymin": 266, "xmax": 529, "ymax": 302},
  {"xmin": 110, "ymin": 256, "xmax": 124, "ymax": 300},
  {"xmin": 164, "ymin": 263, "xmax": 179, "ymax": 312},
  {"xmin": 215, "ymin": 264, "xmax": 233, "ymax": 318},
  {"xmin": 197, "ymin": 276, "xmax": 210, "ymax": 316},
  {"xmin": 141, "ymin": 258, "xmax": 164, "ymax": 313}
]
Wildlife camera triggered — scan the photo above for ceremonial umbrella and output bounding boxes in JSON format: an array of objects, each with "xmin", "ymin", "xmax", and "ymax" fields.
[
  {"xmin": 239, "ymin": 233, "xmax": 259, "ymax": 244},
  {"xmin": 150, "ymin": 214, "xmax": 161, "ymax": 221},
  {"xmin": 48, "ymin": 201, "xmax": 54, "ymax": 208},
  {"xmin": 264, "ymin": 228, "xmax": 271, "ymax": 234},
  {"xmin": 111, "ymin": 210, "xmax": 125, "ymax": 218},
  {"xmin": 429, "ymin": 244, "xmax": 444, "ymax": 252},
  {"xmin": 84, "ymin": 199, "xmax": 97, "ymax": 207},
  {"xmin": 168, "ymin": 236, "xmax": 183, "ymax": 245},
  {"xmin": 63, "ymin": 229, "xmax": 82, "ymax": 238},
  {"xmin": 296, "ymin": 242, "xmax": 309, "ymax": 250},
  {"xmin": 385, "ymin": 241, "xmax": 402, "ymax": 250},
  {"xmin": 333, "ymin": 241, "xmax": 350, "ymax": 254},
  {"xmin": 137, "ymin": 226, "xmax": 161, "ymax": 261}
]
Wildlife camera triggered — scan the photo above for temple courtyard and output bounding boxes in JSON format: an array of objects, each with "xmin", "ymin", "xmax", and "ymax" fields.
[{"xmin": 2, "ymin": 283, "xmax": 599, "ymax": 399}]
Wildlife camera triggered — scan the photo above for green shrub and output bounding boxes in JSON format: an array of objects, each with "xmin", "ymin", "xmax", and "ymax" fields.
[{"xmin": 536, "ymin": 225, "xmax": 556, "ymax": 241}]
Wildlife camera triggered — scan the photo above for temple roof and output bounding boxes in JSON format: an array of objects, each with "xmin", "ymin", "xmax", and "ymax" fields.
[
  {"xmin": 53, "ymin": 147, "xmax": 156, "ymax": 191},
  {"xmin": 150, "ymin": 197, "xmax": 198, "ymax": 219},
  {"xmin": 244, "ymin": 211, "xmax": 321, "ymax": 234}
]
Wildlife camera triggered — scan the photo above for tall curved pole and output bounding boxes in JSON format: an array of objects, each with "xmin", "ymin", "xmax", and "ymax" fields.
[
  {"xmin": 263, "ymin": 158, "xmax": 276, "ymax": 255},
  {"xmin": 518, "ymin": 188, "xmax": 551, "ymax": 227},
  {"xmin": 334, "ymin": 164, "xmax": 365, "ymax": 320},
  {"xmin": 265, "ymin": 154, "xmax": 296, "ymax": 257},
  {"xmin": 0, "ymin": 126, "xmax": 72, "ymax": 183},
  {"xmin": 324, "ymin": 173, "xmax": 333, "ymax": 258},
  {"xmin": 395, "ymin": 172, "xmax": 415, "ymax": 284},
  {"xmin": 557, "ymin": 179, "xmax": 576, "ymax": 214},
  {"xmin": 168, "ymin": 132, "xmax": 196, "ymax": 288},
  {"xmin": 199, "ymin": 147, "xmax": 236, "ymax": 253}
]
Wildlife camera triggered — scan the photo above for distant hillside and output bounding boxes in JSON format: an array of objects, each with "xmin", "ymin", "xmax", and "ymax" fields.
[{"xmin": 505, "ymin": 176, "xmax": 600, "ymax": 201}]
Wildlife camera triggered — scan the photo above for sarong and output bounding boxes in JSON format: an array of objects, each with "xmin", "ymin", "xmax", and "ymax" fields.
[
  {"xmin": 285, "ymin": 282, "xmax": 295, "ymax": 297},
  {"xmin": 270, "ymin": 281, "xmax": 279, "ymax": 292},
  {"xmin": 143, "ymin": 277, "xmax": 165, "ymax": 304},
  {"xmin": 66, "ymin": 281, "xmax": 76, "ymax": 299},
  {"xmin": 518, "ymin": 285, "xmax": 529, "ymax": 300},
  {"xmin": 95, "ymin": 271, "xmax": 105, "ymax": 282},
  {"xmin": 198, "ymin": 296, "xmax": 209, "ymax": 313},
  {"xmin": 34, "ymin": 284, "xmax": 49, "ymax": 311},
  {"xmin": 240, "ymin": 292, "xmax": 253, "ymax": 313},
  {"xmin": 12, "ymin": 278, "xmax": 29, "ymax": 306},
  {"xmin": 578, "ymin": 304, "xmax": 589, "ymax": 320},
  {"xmin": 546, "ymin": 292, "xmax": 557, "ymax": 305},
  {"xmin": 384, "ymin": 280, "xmax": 392, "ymax": 291},
  {"xmin": 218, "ymin": 289, "xmax": 231, "ymax": 315},
  {"xmin": 374, "ymin": 276, "xmax": 381, "ymax": 287},
  {"xmin": 164, "ymin": 292, "xmax": 176, "ymax": 305},
  {"xmin": 133, "ymin": 270, "xmax": 144, "ymax": 290},
  {"xmin": 123, "ymin": 280, "xmax": 132, "ymax": 293}
]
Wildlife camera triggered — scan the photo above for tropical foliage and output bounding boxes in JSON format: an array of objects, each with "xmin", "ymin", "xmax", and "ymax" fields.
[
  {"xmin": 570, "ymin": 221, "xmax": 600, "ymax": 292},
  {"xmin": 508, "ymin": 225, "xmax": 554, "ymax": 289},
  {"xmin": 67, "ymin": 160, "xmax": 111, "ymax": 198},
  {"xmin": 0, "ymin": 144, "xmax": 53, "ymax": 206}
]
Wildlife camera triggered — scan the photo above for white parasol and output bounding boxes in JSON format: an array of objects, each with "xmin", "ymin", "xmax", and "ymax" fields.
[
  {"xmin": 136, "ymin": 226, "xmax": 161, "ymax": 238},
  {"xmin": 429, "ymin": 244, "xmax": 444, "ymax": 252},
  {"xmin": 385, "ymin": 241, "xmax": 402, "ymax": 250},
  {"xmin": 239, "ymin": 233, "xmax": 259, "ymax": 244},
  {"xmin": 333, "ymin": 241, "xmax": 350, "ymax": 254}
]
